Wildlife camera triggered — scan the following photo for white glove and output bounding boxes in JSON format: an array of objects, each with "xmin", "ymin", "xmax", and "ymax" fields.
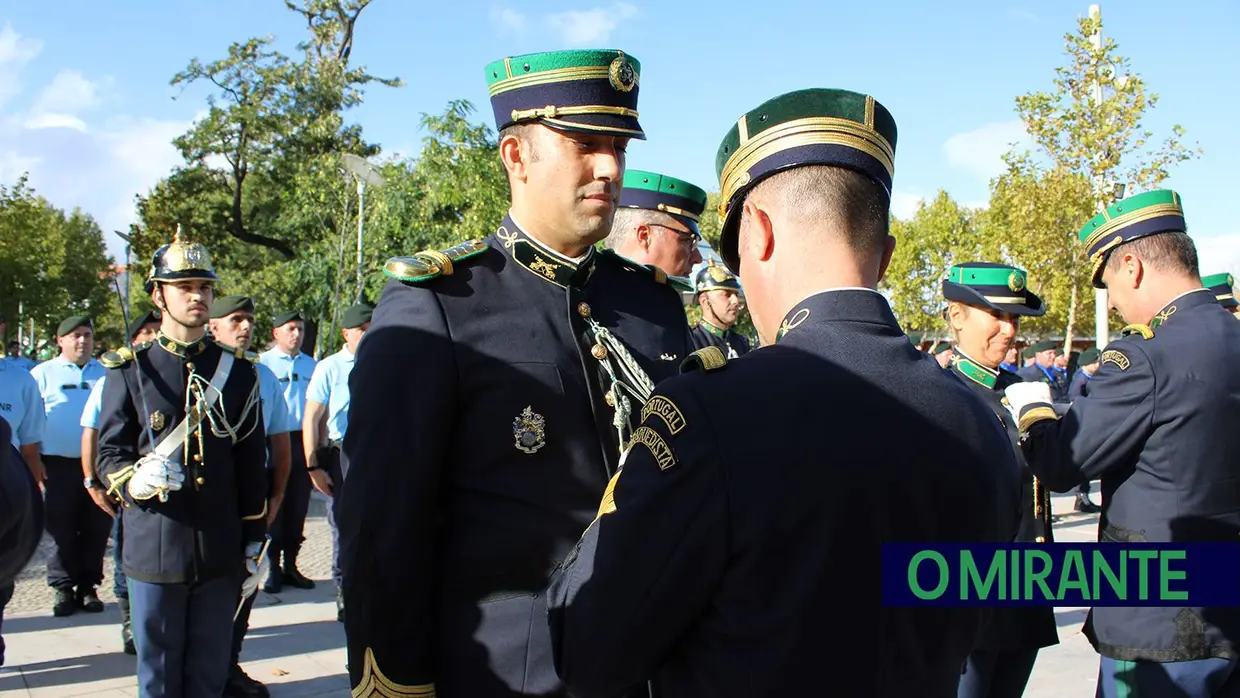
[
  {"xmin": 240, "ymin": 541, "xmax": 270, "ymax": 600},
  {"xmin": 1002, "ymin": 382, "xmax": 1055, "ymax": 421},
  {"xmin": 127, "ymin": 453, "xmax": 184, "ymax": 500}
]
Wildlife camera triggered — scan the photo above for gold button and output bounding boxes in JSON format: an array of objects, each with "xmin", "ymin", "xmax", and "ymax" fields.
[
  {"xmin": 591, "ymin": 344, "xmax": 608, "ymax": 360},
  {"xmin": 186, "ymin": 363, "xmax": 195, "ymax": 372},
  {"xmin": 604, "ymin": 390, "xmax": 615, "ymax": 407},
  {"xmin": 577, "ymin": 302, "xmax": 591, "ymax": 318},
  {"xmin": 196, "ymin": 476, "xmax": 205, "ymax": 486},
  {"xmin": 193, "ymin": 454, "xmax": 202, "ymax": 463}
]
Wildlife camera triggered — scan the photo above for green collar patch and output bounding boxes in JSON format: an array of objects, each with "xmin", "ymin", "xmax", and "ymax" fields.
[
  {"xmin": 698, "ymin": 321, "xmax": 728, "ymax": 338},
  {"xmin": 156, "ymin": 332, "xmax": 209, "ymax": 359},
  {"xmin": 498, "ymin": 222, "xmax": 595, "ymax": 289},
  {"xmin": 952, "ymin": 350, "xmax": 998, "ymax": 389}
]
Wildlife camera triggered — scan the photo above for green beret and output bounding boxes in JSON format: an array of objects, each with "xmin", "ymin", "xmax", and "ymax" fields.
[
  {"xmin": 341, "ymin": 304, "xmax": 373, "ymax": 330},
  {"xmin": 272, "ymin": 310, "xmax": 304, "ymax": 328},
  {"xmin": 128, "ymin": 310, "xmax": 161, "ymax": 341},
  {"xmin": 1031, "ymin": 339, "xmax": 1058, "ymax": 353},
  {"xmin": 211, "ymin": 296, "xmax": 256, "ymax": 319},
  {"xmin": 57, "ymin": 315, "xmax": 92, "ymax": 338},
  {"xmin": 1078, "ymin": 189, "xmax": 1186, "ymax": 289},
  {"xmin": 714, "ymin": 88, "xmax": 897, "ymax": 273},
  {"xmin": 619, "ymin": 170, "xmax": 708, "ymax": 234},
  {"xmin": 1079, "ymin": 347, "xmax": 1101, "ymax": 365},
  {"xmin": 1202, "ymin": 272, "xmax": 1238, "ymax": 309},
  {"xmin": 485, "ymin": 49, "xmax": 644, "ymax": 139},
  {"xmin": 1021, "ymin": 346, "xmax": 1037, "ymax": 360}
]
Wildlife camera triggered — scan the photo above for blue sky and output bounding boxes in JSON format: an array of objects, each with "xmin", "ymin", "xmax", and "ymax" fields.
[{"xmin": 1, "ymin": 0, "xmax": 1237, "ymax": 275}]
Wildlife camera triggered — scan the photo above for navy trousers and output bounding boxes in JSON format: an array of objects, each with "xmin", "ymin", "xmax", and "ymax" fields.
[
  {"xmin": 957, "ymin": 648, "xmax": 1039, "ymax": 698},
  {"xmin": 128, "ymin": 574, "xmax": 240, "ymax": 698},
  {"xmin": 111, "ymin": 513, "xmax": 127, "ymax": 599},
  {"xmin": 0, "ymin": 581, "xmax": 12, "ymax": 665},
  {"xmin": 44, "ymin": 455, "xmax": 112, "ymax": 591},
  {"xmin": 325, "ymin": 445, "xmax": 345, "ymax": 589},
  {"xmin": 267, "ymin": 434, "xmax": 310, "ymax": 573},
  {"xmin": 1098, "ymin": 656, "xmax": 1240, "ymax": 698}
]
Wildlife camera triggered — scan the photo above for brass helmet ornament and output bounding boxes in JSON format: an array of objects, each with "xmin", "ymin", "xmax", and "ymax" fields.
[
  {"xmin": 145, "ymin": 225, "xmax": 220, "ymax": 293},
  {"xmin": 693, "ymin": 259, "xmax": 742, "ymax": 294}
]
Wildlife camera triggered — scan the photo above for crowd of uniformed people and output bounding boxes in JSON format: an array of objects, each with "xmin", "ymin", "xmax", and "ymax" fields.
[{"xmin": 1, "ymin": 44, "xmax": 1239, "ymax": 698}]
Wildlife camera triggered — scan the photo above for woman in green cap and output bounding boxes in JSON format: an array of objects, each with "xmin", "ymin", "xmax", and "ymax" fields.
[{"xmin": 941, "ymin": 262, "xmax": 1060, "ymax": 698}]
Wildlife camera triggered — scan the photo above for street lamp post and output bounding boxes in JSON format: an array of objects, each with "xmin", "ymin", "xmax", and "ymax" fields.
[
  {"xmin": 115, "ymin": 230, "xmax": 134, "ymax": 321},
  {"xmin": 341, "ymin": 154, "xmax": 386, "ymax": 304}
]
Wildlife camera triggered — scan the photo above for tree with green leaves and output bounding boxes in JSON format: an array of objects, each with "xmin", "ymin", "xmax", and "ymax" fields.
[{"xmin": 999, "ymin": 6, "xmax": 1201, "ymax": 345}]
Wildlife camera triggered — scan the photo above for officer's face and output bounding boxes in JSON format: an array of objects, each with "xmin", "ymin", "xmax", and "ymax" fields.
[
  {"xmin": 342, "ymin": 323, "xmax": 368, "ymax": 354},
  {"xmin": 702, "ymin": 289, "xmax": 743, "ymax": 327},
  {"xmin": 157, "ymin": 280, "xmax": 214, "ymax": 328},
  {"xmin": 953, "ymin": 304, "xmax": 1018, "ymax": 369},
  {"xmin": 511, "ymin": 125, "xmax": 627, "ymax": 246},
  {"xmin": 133, "ymin": 323, "xmax": 160, "ymax": 345},
  {"xmin": 273, "ymin": 321, "xmax": 304, "ymax": 354},
  {"xmin": 211, "ymin": 311, "xmax": 255, "ymax": 349},
  {"xmin": 57, "ymin": 327, "xmax": 93, "ymax": 365}
]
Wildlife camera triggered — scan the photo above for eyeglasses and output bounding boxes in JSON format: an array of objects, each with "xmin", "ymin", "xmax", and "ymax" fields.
[{"xmin": 650, "ymin": 224, "xmax": 701, "ymax": 249}]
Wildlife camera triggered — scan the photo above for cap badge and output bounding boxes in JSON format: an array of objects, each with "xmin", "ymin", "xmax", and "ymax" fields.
[
  {"xmin": 1008, "ymin": 271, "xmax": 1026, "ymax": 293},
  {"xmin": 609, "ymin": 52, "xmax": 637, "ymax": 93}
]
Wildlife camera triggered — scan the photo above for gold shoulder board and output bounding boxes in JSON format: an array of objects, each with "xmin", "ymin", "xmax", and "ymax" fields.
[
  {"xmin": 100, "ymin": 347, "xmax": 134, "ymax": 369},
  {"xmin": 679, "ymin": 346, "xmax": 728, "ymax": 374},
  {"xmin": 384, "ymin": 239, "xmax": 488, "ymax": 284},
  {"xmin": 1120, "ymin": 323, "xmax": 1155, "ymax": 339}
]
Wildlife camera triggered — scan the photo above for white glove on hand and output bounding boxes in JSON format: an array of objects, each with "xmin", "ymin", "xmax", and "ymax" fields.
[
  {"xmin": 240, "ymin": 541, "xmax": 270, "ymax": 600},
  {"xmin": 127, "ymin": 453, "xmax": 184, "ymax": 500},
  {"xmin": 1002, "ymin": 382, "xmax": 1055, "ymax": 422}
]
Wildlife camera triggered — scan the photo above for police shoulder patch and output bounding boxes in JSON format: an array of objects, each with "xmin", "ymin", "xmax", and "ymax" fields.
[
  {"xmin": 1101, "ymin": 349, "xmax": 1131, "ymax": 371},
  {"xmin": 679, "ymin": 346, "xmax": 728, "ymax": 374},
  {"xmin": 99, "ymin": 347, "xmax": 134, "ymax": 369},
  {"xmin": 628, "ymin": 425, "xmax": 677, "ymax": 470},
  {"xmin": 1120, "ymin": 323, "xmax": 1155, "ymax": 340},
  {"xmin": 641, "ymin": 395, "xmax": 686, "ymax": 434},
  {"xmin": 384, "ymin": 239, "xmax": 488, "ymax": 284}
]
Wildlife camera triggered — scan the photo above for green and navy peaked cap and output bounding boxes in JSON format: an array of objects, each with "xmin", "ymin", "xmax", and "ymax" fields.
[
  {"xmin": 485, "ymin": 49, "xmax": 644, "ymax": 139},
  {"xmin": 714, "ymin": 88, "xmax": 897, "ymax": 273},
  {"xmin": 693, "ymin": 259, "xmax": 742, "ymax": 294},
  {"xmin": 1078, "ymin": 189, "xmax": 1186, "ymax": 289},
  {"xmin": 1203, "ymin": 272, "xmax": 1238, "ymax": 308},
  {"xmin": 619, "ymin": 169, "xmax": 708, "ymax": 234},
  {"xmin": 942, "ymin": 262, "xmax": 1045, "ymax": 317}
]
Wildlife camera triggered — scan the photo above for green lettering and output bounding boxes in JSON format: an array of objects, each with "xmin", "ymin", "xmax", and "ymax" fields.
[
  {"xmin": 1058, "ymin": 550, "xmax": 1091, "ymax": 601},
  {"xmin": 1093, "ymin": 550, "xmax": 1127, "ymax": 600},
  {"xmin": 1129, "ymin": 550, "xmax": 1157, "ymax": 600},
  {"xmin": 1159, "ymin": 550, "xmax": 1189, "ymax": 601},
  {"xmin": 1023, "ymin": 550, "xmax": 1055, "ymax": 601},
  {"xmin": 909, "ymin": 551, "xmax": 949, "ymax": 600},
  {"xmin": 961, "ymin": 550, "xmax": 1004, "ymax": 600},
  {"xmin": 1010, "ymin": 547, "xmax": 1020, "ymax": 600}
]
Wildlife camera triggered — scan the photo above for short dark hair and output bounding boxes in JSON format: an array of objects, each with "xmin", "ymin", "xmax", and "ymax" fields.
[
  {"xmin": 1105, "ymin": 231, "xmax": 1199, "ymax": 279},
  {"xmin": 746, "ymin": 165, "xmax": 890, "ymax": 255}
]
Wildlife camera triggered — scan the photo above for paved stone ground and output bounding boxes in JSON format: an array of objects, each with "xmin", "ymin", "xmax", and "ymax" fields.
[{"xmin": 0, "ymin": 491, "xmax": 1108, "ymax": 696}]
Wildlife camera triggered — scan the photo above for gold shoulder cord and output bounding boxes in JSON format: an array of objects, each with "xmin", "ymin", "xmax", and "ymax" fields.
[{"xmin": 1032, "ymin": 476, "xmax": 1049, "ymax": 543}]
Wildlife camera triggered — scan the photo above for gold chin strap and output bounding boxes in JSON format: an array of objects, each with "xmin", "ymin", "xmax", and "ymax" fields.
[{"xmin": 510, "ymin": 105, "xmax": 639, "ymax": 122}]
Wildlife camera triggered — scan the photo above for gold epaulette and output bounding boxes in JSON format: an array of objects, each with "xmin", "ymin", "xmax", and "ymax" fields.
[
  {"xmin": 212, "ymin": 340, "xmax": 260, "ymax": 362},
  {"xmin": 1121, "ymin": 323, "xmax": 1154, "ymax": 339},
  {"xmin": 100, "ymin": 343, "xmax": 146, "ymax": 369},
  {"xmin": 384, "ymin": 239, "xmax": 488, "ymax": 284},
  {"xmin": 679, "ymin": 346, "xmax": 728, "ymax": 374}
]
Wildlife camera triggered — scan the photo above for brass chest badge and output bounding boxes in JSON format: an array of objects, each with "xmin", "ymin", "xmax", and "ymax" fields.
[
  {"xmin": 149, "ymin": 411, "xmax": 167, "ymax": 432},
  {"xmin": 513, "ymin": 406, "xmax": 546, "ymax": 454}
]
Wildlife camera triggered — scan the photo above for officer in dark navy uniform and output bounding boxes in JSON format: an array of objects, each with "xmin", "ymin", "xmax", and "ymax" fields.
[
  {"xmin": 339, "ymin": 49, "xmax": 693, "ymax": 698},
  {"xmin": 940, "ymin": 262, "xmax": 1059, "ymax": 698},
  {"xmin": 546, "ymin": 88, "xmax": 1020, "ymax": 698},
  {"xmin": 688, "ymin": 260, "xmax": 751, "ymax": 357},
  {"xmin": 0, "ymin": 416, "xmax": 43, "ymax": 666},
  {"xmin": 1005, "ymin": 190, "xmax": 1240, "ymax": 698},
  {"xmin": 1204, "ymin": 272, "xmax": 1239, "ymax": 319},
  {"xmin": 96, "ymin": 231, "xmax": 270, "ymax": 698}
]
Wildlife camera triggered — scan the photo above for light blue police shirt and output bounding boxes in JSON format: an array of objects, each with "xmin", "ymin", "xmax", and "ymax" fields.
[
  {"xmin": 259, "ymin": 349, "xmax": 316, "ymax": 429},
  {"xmin": 255, "ymin": 362, "xmax": 293, "ymax": 436},
  {"xmin": 0, "ymin": 360, "xmax": 46, "ymax": 448},
  {"xmin": 4, "ymin": 355, "xmax": 36, "ymax": 372},
  {"xmin": 30, "ymin": 356, "xmax": 105, "ymax": 457},
  {"xmin": 81, "ymin": 374, "xmax": 106, "ymax": 430},
  {"xmin": 306, "ymin": 348, "xmax": 355, "ymax": 442}
]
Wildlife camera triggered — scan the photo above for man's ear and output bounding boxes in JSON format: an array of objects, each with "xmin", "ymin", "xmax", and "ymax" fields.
[
  {"xmin": 876, "ymin": 234, "xmax": 897, "ymax": 283},
  {"xmin": 499, "ymin": 131, "xmax": 531, "ymax": 183},
  {"xmin": 635, "ymin": 223, "xmax": 652, "ymax": 249},
  {"xmin": 740, "ymin": 199, "xmax": 775, "ymax": 266}
]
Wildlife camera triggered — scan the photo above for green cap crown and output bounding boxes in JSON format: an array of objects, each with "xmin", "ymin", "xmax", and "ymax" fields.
[
  {"xmin": 1203, "ymin": 272, "xmax": 1237, "ymax": 307},
  {"xmin": 1202, "ymin": 272, "xmax": 1235, "ymax": 290},
  {"xmin": 619, "ymin": 169, "xmax": 708, "ymax": 229},
  {"xmin": 622, "ymin": 170, "xmax": 707, "ymax": 207},
  {"xmin": 946, "ymin": 264, "xmax": 1027, "ymax": 291},
  {"xmin": 485, "ymin": 49, "xmax": 644, "ymax": 138}
]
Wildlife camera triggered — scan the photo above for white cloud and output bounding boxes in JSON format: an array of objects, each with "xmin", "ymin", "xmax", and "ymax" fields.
[
  {"xmin": 0, "ymin": 22, "xmax": 43, "ymax": 109},
  {"xmin": 1194, "ymin": 233, "xmax": 1240, "ymax": 278},
  {"xmin": 489, "ymin": 7, "xmax": 528, "ymax": 33},
  {"xmin": 891, "ymin": 189, "xmax": 924, "ymax": 220},
  {"xmin": 944, "ymin": 120, "xmax": 1029, "ymax": 181},
  {"xmin": 23, "ymin": 112, "xmax": 88, "ymax": 132},
  {"xmin": 547, "ymin": 3, "xmax": 638, "ymax": 47},
  {"xmin": 30, "ymin": 69, "xmax": 101, "ymax": 116}
]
